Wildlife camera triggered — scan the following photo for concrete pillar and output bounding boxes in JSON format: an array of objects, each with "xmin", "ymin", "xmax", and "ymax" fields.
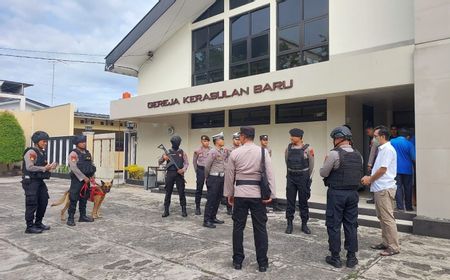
[{"xmin": 326, "ymin": 96, "xmax": 346, "ymax": 150}]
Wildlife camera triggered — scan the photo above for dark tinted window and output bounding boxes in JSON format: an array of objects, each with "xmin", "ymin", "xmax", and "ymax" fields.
[
  {"xmin": 229, "ymin": 106, "xmax": 270, "ymax": 126},
  {"xmin": 278, "ymin": 0, "xmax": 301, "ymax": 27},
  {"xmin": 276, "ymin": 100, "xmax": 327, "ymax": 123},
  {"xmin": 304, "ymin": 0, "xmax": 328, "ymax": 19},
  {"xmin": 231, "ymin": 14, "xmax": 249, "ymax": 41},
  {"xmin": 230, "ymin": 0, "xmax": 254, "ymax": 10},
  {"xmin": 304, "ymin": 18, "xmax": 328, "ymax": 47},
  {"xmin": 192, "ymin": 111, "xmax": 225, "ymax": 129},
  {"xmin": 251, "ymin": 7, "xmax": 270, "ymax": 34},
  {"xmin": 194, "ymin": 0, "xmax": 224, "ymax": 22}
]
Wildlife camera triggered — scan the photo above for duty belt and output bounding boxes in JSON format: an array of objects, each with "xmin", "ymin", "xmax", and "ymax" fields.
[
  {"xmin": 287, "ymin": 168, "xmax": 309, "ymax": 173},
  {"xmin": 209, "ymin": 172, "xmax": 225, "ymax": 177},
  {"xmin": 236, "ymin": 180, "xmax": 261, "ymax": 186}
]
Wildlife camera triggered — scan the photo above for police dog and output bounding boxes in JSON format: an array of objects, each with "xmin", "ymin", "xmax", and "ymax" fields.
[{"xmin": 51, "ymin": 180, "xmax": 113, "ymax": 220}]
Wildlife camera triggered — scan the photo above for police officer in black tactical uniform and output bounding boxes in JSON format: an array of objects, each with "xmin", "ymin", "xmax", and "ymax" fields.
[
  {"xmin": 285, "ymin": 128, "xmax": 315, "ymax": 235},
  {"xmin": 22, "ymin": 131, "xmax": 57, "ymax": 234},
  {"xmin": 159, "ymin": 135, "xmax": 189, "ymax": 218},
  {"xmin": 320, "ymin": 126, "xmax": 363, "ymax": 269},
  {"xmin": 67, "ymin": 135, "xmax": 96, "ymax": 226}
]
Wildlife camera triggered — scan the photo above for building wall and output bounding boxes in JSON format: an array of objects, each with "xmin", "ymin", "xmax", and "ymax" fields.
[
  {"xmin": 414, "ymin": 0, "xmax": 450, "ymax": 221},
  {"xmin": 32, "ymin": 104, "xmax": 75, "ymax": 137}
]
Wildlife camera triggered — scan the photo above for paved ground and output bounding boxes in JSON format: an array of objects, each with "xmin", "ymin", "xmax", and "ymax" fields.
[{"xmin": 1, "ymin": 177, "xmax": 449, "ymax": 280}]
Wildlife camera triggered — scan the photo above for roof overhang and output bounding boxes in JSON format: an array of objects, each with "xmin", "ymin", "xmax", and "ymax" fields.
[{"xmin": 105, "ymin": 0, "xmax": 215, "ymax": 77}]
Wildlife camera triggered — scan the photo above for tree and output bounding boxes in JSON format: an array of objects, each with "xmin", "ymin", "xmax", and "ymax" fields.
[{"xmin": 0, "ymin": 111, "xmax": 26, "ymax": 170}]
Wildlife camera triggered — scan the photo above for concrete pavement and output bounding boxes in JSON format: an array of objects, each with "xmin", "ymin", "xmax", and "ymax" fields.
[{"xmin": 0, "ymin": 177, "xmax": 449, "ymax": 279}]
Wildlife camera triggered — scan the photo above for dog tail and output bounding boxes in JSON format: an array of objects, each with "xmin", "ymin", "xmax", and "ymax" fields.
[{"xmin": 51, "ymin": 191, "xmax": 69, "ymax": 207}]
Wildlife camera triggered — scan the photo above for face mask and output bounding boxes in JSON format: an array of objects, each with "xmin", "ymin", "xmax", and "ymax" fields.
[{"xmin": 373, "ymin": 137, "xmax": 379, "ymax": 146}]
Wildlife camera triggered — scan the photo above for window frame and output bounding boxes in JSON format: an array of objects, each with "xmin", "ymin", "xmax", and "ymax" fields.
[
  {"xmin": 191, "ymin": 110, "xmax": 225, "ymax": 129},
  {"xmin": 275, "ymin": 99, "xmax": 327, "ymax": 123},
  {"xmin": 229, "ymin": 105, "xmax": 271, "ymax": 127}
]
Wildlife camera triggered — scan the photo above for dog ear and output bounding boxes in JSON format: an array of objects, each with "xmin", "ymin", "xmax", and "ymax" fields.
[
  {"xmin": 110, "ymin": 179, "xmax": 114, "ymax": 185},
  {"xmin": 101, "ymin": 180, "xmax": 104, "ymax": 185}
]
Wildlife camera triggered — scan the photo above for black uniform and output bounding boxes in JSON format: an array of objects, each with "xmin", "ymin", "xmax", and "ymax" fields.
[
  {"xmin": 22, "ymin": 147, "xmax": 51, "ymax": 231},
  {"xmin": 323, "ymin": 147, "xmax": 362, "ymax": 261},
  {"xmin": 163, "ymin": 148, "xmax": 187, "ymax": 208},
  {"xmin": 68, "ymin": 149, "xmax": 96, "ymax": 219},
  {"xmin": 285, "ymin": 144, "xmax": 311, "ymax": 223}
]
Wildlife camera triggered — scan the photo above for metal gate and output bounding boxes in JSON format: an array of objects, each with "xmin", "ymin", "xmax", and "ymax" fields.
[{"xmin": 92, "ymin": 133, "xmax": 116, "ymax": 180}]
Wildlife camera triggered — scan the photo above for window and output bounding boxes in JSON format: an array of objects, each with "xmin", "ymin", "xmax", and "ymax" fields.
[
  {"xmin": 230, "ymin": 6, "xmax": 270, "ymax": 79},
  {"xmin": 230, "ymin": 0, "xmax": 254, "ymax": 9},
  {"xmin": 100, "ymin": 121, "xmax": 104, "ymax": 125},
  {"xmin": 192, "ymin": 21, "xmax": 224, "ymax": 86},
  {"xmin": 229, "ymin": 106, "xmax": 270, "ymax": 126},
  {"xmin": 194, "ymin": 0, "xmax": 224, "ymax": 22},
  {"xmin": 110, "ymin": 122, "xmax": 114, "ymax": 126},
  {"xmin": 191, "ymin": 111, "xmax": 225, "ymax": 129},
  {"xmin": 80, "ymin": 119, "xmax": 85, "ymax": 124},
  {"xmin": 277, "ymin": 0, "xmax": 329, "ymax": 70},
  {"xmin": 276, "ymin": 100, "xmax": 327, "ymax": 123},
  {"xmin": 91, "ymin": 121, "xmax": 95, "ymax": 125}
]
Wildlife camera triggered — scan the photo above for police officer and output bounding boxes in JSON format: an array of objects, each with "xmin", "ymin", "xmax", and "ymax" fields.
[
  {"xmin": 67, "ymin": 135, "xmax": 96, "ymax": 226},
  {"xmin": 203, "ymin": 132, "xmax": 228, "ymax": 228},
  {"xmin": 222, "ymin": 132, "xmax": 241, "ymax": 215},
  {"xmin": 159, "ymin": 135, "xmax": 189, "ymax": 218},
  {"xmin": 285, "ymin": 128, "xmax": 314, "ymax": 234},
  {"xmin": 193, "ymin": 135, "xmax": 211, "ymax": 215},
  {"xmin": 22, "ymin": 131, "xmax": 56, "ymax": 233},
  {"xmin": 320, "ymin": 126, "xmax": 363, "ymax": 268},
  {"xmin": 259, "ymin": 135, "xmax": 272, "ymax": 157},
  {"xmin": 224, "ymin": 126, "xmax": 276, "ymax": 272}
]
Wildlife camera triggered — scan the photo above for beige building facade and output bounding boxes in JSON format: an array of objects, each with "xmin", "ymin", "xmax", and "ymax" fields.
[{"xmin": 106, "ymin": 0, "xmax": 449, "ymax": 238}]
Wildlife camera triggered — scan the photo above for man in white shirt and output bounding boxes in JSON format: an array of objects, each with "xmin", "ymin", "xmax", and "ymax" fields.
[{"xmin": 361, "ymin": 125, "xmax": 400, "ymax": 256}]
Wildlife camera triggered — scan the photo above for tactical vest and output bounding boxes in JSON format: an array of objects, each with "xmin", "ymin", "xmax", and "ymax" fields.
[
  {"xmin": 71, "ymin": 149, "xmax": 96, "ymax": 177},
  {"xmin": 167, "ymin": 149, "xmax": 184, "ymax": 171},
  {"xmin": 22, "ymin": 147, "xmax": 51, "ymax": 179},
  {"xmin": 325, "ymin": 147, "xmax": 363, "ymax": 190},
  {"xmin": 286, "ymin": 144, "xmax": 310, "ymax": 170}
]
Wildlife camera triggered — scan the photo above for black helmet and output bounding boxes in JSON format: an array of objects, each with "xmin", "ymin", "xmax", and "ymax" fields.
[
  {"xmin": 72, "ymin": 135, "xmax": 87, "ymax": 145},
  {"xmin": 330, "ymin": 126, "xmax": 352, "ymax": 140},
  {"xmin": 31, "ymin": 131, "xmax": 49, "ymax": 144}
]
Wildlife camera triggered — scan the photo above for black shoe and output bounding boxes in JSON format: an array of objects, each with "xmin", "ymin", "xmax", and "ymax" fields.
[
  {"xmin": 285, "ymin": 220, "xmax": 293, "ymax": 234},
  {"xmin": 181, "ymin": 206, "xmax": 188, "ymax": 217},
  {"xmin": 366, "ymin": 199, "xmax": 375, "ymax": 204},
  {"xmin": 325, "ymin": 256, "xmax": 342, "ymax": 268},
  {"xmin": 405, "ymin": 208, "xmax": 414, "ymax": 212},
  {"xmin": 233, "ymin": 263, "xmax": 242, "ymax": 270},
  {"xmin": 79, "ymin": 215, "xmax": 94, "ymax": 222},
  {"xmin": 212, "ymin": 218, "xmax": 224, "ymax": 224},
  {"xmin": 67, "ymin": 218, "xmax": 76, "ymax": 226},
  {"xmin": 162, "ymin": 208, "xmax": 170, "ymax": 218},
  {"xmin": 346, "ymin": 256, "xmax": 358, "ymax": 268},
  {"xmin": 258, "ymin": 266, "xmax": 267, "ymax": 272},
  {"xmin": 301, "ymin": 223, "xmax": 311, "ymax": 234},
  {"xmin": 25, "ymin": 226, "xmax": 43, "ymax": 234},
  {"xmin": 227, "ymin": 207, "xmax": 232, "ymax": 215},
  {"xmin": 203, "ymin": 221, "xmax": 216, "ymax": 228},
  {"xmin": 195, "ymin": 206, "xmax": 201, "ymax": 215},
  {"xmin": 34, "ymin": 223, "xmax": 50, "ymax": 230}
]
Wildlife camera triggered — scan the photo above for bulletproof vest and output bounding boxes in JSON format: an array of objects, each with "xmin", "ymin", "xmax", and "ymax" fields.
[
  {"xmin": 72, "ymin": 149, "xmax": 96, "ymax": 177},
  {"xmin": 166, "ymin": 149, "xmax": 184, "ymax": 171},
  {"xmin": 22, "ymin": 147, "xmax": 51, "ymax": 179},
  {"xmin": 325, "ymin": 147, "xmax": 363, "ymax": 190},
  {"xmin": 287, "ymin": 144, "xmax": 310, "ymax": 170}
]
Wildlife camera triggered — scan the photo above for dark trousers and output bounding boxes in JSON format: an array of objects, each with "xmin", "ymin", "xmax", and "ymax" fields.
[
  {"xmin": 68, "ymin": 175, "xmax": 88, "ymax": 217},
  {"xmin": 232, "ymin": 197, "xmax": 268, "ymax": 266},
  {"xmin": 395, "ymin": 174, "xmax": 413, "ymax": 210},
  {"xmin": 164, "ymin": 171, "xmax": 186, "ymax": 207},
  {"xmin": 195, "ymin": 166, "xmax": 205, "ymax": 206},
  {"xmin": 285, "ymin": 173, "xmax": 310, "ymax": 222},
  {"xmin": 326, "ymin": 188, "xmax": 359, "ymax": 255},
  {"xmin": 204, "ymin": 175, "xmax": 224, "ymax": 222},
  {"xmin": 22, "ymin": 179, "xmax": 49, "ymax": 227}
]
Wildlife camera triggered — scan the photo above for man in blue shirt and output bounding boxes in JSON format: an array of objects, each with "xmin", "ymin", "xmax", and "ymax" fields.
[{"xmin": 390, "ymin": 128, "xmax": 416, "ymax": 211}]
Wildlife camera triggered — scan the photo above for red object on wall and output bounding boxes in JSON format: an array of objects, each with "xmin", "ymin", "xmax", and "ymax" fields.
[{"xmin": 122, "ymin": 92, "xmax": 131, "ymax": 99}]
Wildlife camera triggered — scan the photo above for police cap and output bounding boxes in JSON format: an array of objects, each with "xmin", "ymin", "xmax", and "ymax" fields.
[
  {"xmin": 31, "ymin": 131, "xmax": 49, "ymax": 144},
  {"xmin": 232, "ymin": 132, "xmax": 240, "ymax": 139},
  {"xmin": 260, "ymin": 135, "xmax": 269, "ymax": 141},
  {"xmin": 212, "ymin": 132, "xmax": 224, "ymax": 141},
  {"xmin": 201, "ymin": 135, "xmax": 210, "ymax": 141},
  {"xmin": 289, "ymin": 128, "xmax": 304, "ymax": 137}
]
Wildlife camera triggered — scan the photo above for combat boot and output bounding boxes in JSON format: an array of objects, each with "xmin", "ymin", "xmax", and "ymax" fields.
[
  {"xmin": 34, "ymin": 222, "xmax": 50, "ymax": 230},
  {"xmin": 346, "ymin": 252, "xmax": 358, "ymax": 268},
  {"xmin": 326, "ymin": 254, "xmax": 342, "ymax": 268},
  {"xmin": 67, "ymin": 214, "xmax": 76, "ymax": 226},
  {"xmin": 162, "ymin": 206, "xmax": 170, "ymax": 217},
  {"xmin": 195, "ymin": 204, "xmax": 201, "ymax": 215},
  {"xmin": 181, "ymin": 206, "xmax": 188, "ymax": 217},
  {"xmin": 301, "ymin": 222, "xmax": 311, "ymax": 234},
  {"xmin": 25, "ymin": 223, "xmax": 43, "ymax": 234},
  {"xmin": 285, "ymin": 219, "xmax": 293, "ymax": 234},
  {"xmin": 79, "ymin": 215, "xmax": 94, "ymax": 222}
]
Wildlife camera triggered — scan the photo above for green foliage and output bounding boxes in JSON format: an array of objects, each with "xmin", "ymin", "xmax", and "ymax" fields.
[
  {"xmin": 125, "ymin": 164, "xmax": 144, "ymax": 180},
  {"xmin": 0, "ymin": 112, "xmax": 26, "ymax": 166},
  {"xmin": 56, "ymin": 165, "xmax": 70, "ymax": 174}
]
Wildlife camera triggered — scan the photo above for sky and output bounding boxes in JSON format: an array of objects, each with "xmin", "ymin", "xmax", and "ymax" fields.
[{"xmin": 0, "ymin": 0, "xmax": 158, "ymax": 114}]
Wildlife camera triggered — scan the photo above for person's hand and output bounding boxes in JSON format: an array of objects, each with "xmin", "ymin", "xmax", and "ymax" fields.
[
  {"xmin": 361, "ymin": 176, "xmax": 372, "ymax": 186},
  {"xmin": 262, "ymin": 197, "xmax": 273, "ymax": 204},
  {"xmin": 50, "ymin": 162, "xmax": 58, "ymax": 170},
  {"xmin": 44, "ymin": 164, "xmax": 52, "ymax": 171},
  {"xmin": 228, "ymin": 196, "xmax": 234, "ymax": 206},
  {"xmin": 163, "ymin": 154, "xmax": 169, "ymax": 161},
  {"xmin": 177, "ymin": 169, "xmax": 184, "ymax": 175}
]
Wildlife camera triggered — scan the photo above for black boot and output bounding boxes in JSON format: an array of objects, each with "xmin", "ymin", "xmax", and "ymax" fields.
[
  {"xmin": 301, "ymin": 222, "xmax": 311, "ymax": 234},
  {"xmin": 181, "ymin": 206, "xmax": 188, "ymax": 217},
  {"xmin": 34, "ymin": 222, "xmax": 50, "ymax": 230},
  {"xmin": 79, "ymin": 215, "xmax": 94, "ymax": 222},
  {"xmin": 326, "ymin": 254, "xmax": 342, "ymax": 268},
  {"xmin": 346, "ymin": 252, "xmax": 358, "ymax": 268},
  {"xmin": 285, "ymin": 219, "xmax": 293, "ymax": 234},
  {"xmin": 162, "ymin": 206, "xmax": 170, "ymax": 217},
  {"xmin": 25, "ymin": 222, "xmax": 43, "ymax": 234},
  {"xmin": 67, "ymin": 213, "xmax": 76, "ymax": 226},
  {"xmin": 195, "ymin": 204, "xmax": 201, "ymax": 215}
]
